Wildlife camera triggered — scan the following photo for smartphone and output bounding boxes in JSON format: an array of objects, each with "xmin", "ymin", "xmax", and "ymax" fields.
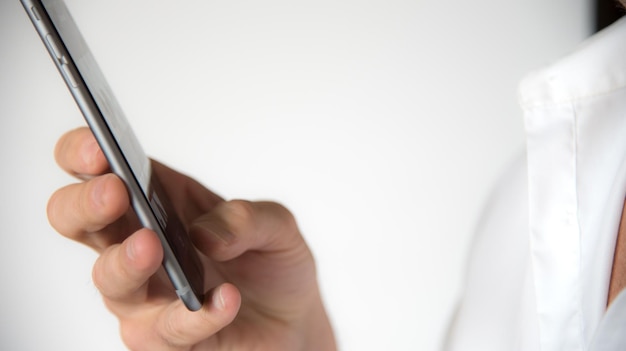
[{"xmin": 21, "ymin": 0, "xmax": 205, "ymax": 311}]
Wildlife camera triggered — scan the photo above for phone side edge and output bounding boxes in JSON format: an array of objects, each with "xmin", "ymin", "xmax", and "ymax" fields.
[{"xmin": 20, "ymin": 0, "xmax": 204, "ymax": 311}]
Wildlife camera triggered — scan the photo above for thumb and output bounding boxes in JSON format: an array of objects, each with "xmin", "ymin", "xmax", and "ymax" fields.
[
  {"xmin": 189, "ymin": 200, "xmax": 304, "ymax": 262},
  {"xmin": 129, "ymin": 283, "xmax": 241, "ymax": 351}
]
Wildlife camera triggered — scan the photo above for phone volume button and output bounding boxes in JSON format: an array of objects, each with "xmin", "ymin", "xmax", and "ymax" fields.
[
  {"xmin": 60, "ymin": 61, "xmax": 78, "ymax": 88},
  {"xmin": 45, "ymin": 34, "xmax": 63, "ymax": 59},
  {"xmin": 31, "ymin": 6, "xmax": 42, "ymax": 21}
]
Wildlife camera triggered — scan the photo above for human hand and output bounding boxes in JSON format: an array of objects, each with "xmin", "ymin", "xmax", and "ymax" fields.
[{"xmin": 47, "ymin": 127, "xmax": 336, "ymax": 351}]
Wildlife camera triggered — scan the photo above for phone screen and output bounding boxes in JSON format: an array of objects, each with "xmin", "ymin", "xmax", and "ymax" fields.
[{"xmin": 22, "ymin": 0, "xmax": 205, "ymax": 311}]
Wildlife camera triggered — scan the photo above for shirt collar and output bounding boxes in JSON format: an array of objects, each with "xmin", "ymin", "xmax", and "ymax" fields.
[{"xmin": 519, "ymin": 17, "xmax": 626, "ymax": 350}]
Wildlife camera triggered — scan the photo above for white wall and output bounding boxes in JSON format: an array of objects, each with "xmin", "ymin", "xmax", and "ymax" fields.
[{"xmin": 1, "ymin": 1, "xmax": 590, "ymax": 350}]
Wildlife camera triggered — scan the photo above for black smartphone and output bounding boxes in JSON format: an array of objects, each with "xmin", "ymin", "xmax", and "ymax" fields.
[{"xmin": 21, "ymin": 0, "xmax": 205, "ymax": 311}]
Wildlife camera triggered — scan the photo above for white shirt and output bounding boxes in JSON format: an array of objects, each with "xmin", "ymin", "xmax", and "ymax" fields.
[{"xmin": 444, "ymin": 17, "xmax": 626, "ymax": 351}]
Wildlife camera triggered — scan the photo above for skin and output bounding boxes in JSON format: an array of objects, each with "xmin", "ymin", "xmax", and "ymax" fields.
[
  {"xmin": 47, "ymin": 127, "xmax": 337, "ymax": 351},
  {"xmin": 608, "ymin": 199, "xmax": 626, "ymax": 307}
]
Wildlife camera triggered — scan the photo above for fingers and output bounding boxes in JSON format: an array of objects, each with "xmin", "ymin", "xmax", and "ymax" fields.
[
  {"xmin": 51, "ymin": 128, "xmax": 248, "ymax": 349},
  {"xmin": 96, "ymin": 230, "xmax": 240, "ymax": 350},
  {"xmin": 119, "ymin": 283, "xmax": 241, "ymax": 351},
  {"xmin": 55, "ymin": 127, "xmax": 109, "ymax": 179},
  {"xmin": 188, "ymin": 200, "xmax": 318, "ymax": 340},
  {"xmin": 92, "ymin": 229, "xmax": 163, "ymax": 309},
  {"xmin": 94, "ymin": 228, "xmax": 241, "ymax": 350},
  {"xmin": 189, "ymin": 200, "xmax": 304, "ymax": 262},
  {"xmin": 47, "ymin": 173, "xmax": 132, "ymax": 250}
]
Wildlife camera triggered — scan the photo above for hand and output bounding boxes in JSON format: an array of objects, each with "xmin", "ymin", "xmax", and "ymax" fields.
[{"xmin": 47, "ymin": 127, "xmax": 336, "ymax": 351}]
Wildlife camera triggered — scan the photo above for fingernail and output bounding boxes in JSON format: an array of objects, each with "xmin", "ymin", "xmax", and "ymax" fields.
[
  {"xmin": 192, "ymin": 222, "xmax": 235, "ymax": 246},
  {"xmin": 126, "ymin": 235, "xmax": 136, "ymax": 262},
  {"xmin": 91, "ymin": 176, "xmax": 107, "ymax": 208},
  {"xmin": 212, "ymin": 286, "xmax": 226, "ymax": 311},
  {"xmin": 81, "ymin": 139, "xmax": 101, "ymax": 169}
]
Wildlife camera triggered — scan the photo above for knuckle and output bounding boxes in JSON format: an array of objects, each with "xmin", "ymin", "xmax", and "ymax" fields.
[
  {"xmin": 46, "ymin": 189, "xmax": 63, "ymax": 231},
  {"xmin": 221, "ymin": 199, "xmax": 256, "ymax": 232},
  {"xmin": 269, "ymin": 201, "xmax": 299, "ymax": 233},
  {"xmin": 46, "ymin": 184, "xmax": 83, "ymax": 238},
  {"xmin": 54, "ymin": 127, "xmax": 93, "ymax": 173},
  {"xmin": 91, "ymin": 259, "xmax": 103, "ymax": 292},
  {"xmin": 90, "ymin": 250, "xmax": 110, "ymax": 296},
  {"xmin": 260, "ymin": 201, "xmax": 300, "ymax": 240},
  {"xmin": 53, "ymin": 129, "xmax": 73, "ymax": 167},
  {"xmin": 222, "ymin": 199, "xmax": 255, "ymax": 223},
  {"xmin": 90, "ymin": 245, "xmax": 124, "ymax": 299}
]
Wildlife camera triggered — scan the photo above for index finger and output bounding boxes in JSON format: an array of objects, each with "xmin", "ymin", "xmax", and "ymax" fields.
[{"xmin": 55, "ymin": 127, "xmax": 109, "ymax": 179}]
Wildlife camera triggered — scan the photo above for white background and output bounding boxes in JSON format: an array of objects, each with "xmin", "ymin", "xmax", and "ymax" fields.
[{"xmin": 1, "ymin": 0, "xmax": 590, "ymax": 350}]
